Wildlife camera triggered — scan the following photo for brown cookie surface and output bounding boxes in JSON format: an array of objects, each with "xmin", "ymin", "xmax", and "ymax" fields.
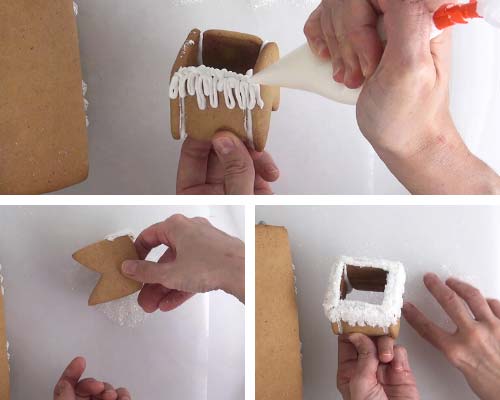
[
  {"xmin": 73, "ymin": 235, "xmax": 142, "ymax": 306},
  {"xmin": 0, "ymin": 284, "xmax": 9, "ymax": 400},
  {"xmin": 0, "ymin": 0, "xmax": 88, "ymax": 194},
  {"xmin": 170, "ymin": 29, "xmax": 280, "ymax": 151},
  {"xmin": 256, "ymin": 225, "xmax": 303, "ymax": 400},
  {"xmin": 202, "ymin": 30, "xmax": 263, "ymax": 74}
]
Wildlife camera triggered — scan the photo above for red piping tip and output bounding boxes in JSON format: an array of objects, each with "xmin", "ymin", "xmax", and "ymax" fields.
[{"xmin": 433, "ymin": 1, "xmax": 482, "ymax": 30}]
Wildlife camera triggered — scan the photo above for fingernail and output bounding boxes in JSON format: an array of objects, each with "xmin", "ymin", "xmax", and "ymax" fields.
[
  {"xmin": 122, "ymin": 261, "xmax": 137, "ymax": 275},
  {"xmin": 213, "ymin": 137, "xmax": 235, "ymax": 156},
  {"xmin": 360, "ymin": 57, "xmax": 369, "ymax": 77}
]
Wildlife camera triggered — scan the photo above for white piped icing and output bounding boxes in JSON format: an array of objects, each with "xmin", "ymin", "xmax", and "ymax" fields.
[
  {"xmin": 169, "ymin": 66, "xmax": 264, "ymax": 146},
  {"xmin": 323, "ymin": 256, "xmax": 406, "ymax": 330},
  {"xmin": 0, "ymin": 265, "xmax": 10, "ymax": 369},
  {"xmin": 74, "ymin": 3, "xmax": 90, "ymax": 128},
  {"xmin": 169, "ymin": 66, "xmax": 264, "ymax": 111},
  {"xmin": 105, "ymin": 230, "xmax": 135, "ymax": 242}
]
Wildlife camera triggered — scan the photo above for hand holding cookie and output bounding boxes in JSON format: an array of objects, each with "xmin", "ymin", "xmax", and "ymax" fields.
[
  {"xmin": 121, "ymin": 214, "xmax": 245, "ymax": 312},
  {"xmin": 403, "ymin": 274, "xmax": 500, "ymax": 400},
  {"xmin": 176, "ymin": 131, "xmax": 279, "ymax": 195},
  {"xmin": 337, "ymin": 334, "xmax": 420, "ymax": 400},
  {"xmin": 54, "ymin": 357, "xmax": 131, "ymax": 400}
]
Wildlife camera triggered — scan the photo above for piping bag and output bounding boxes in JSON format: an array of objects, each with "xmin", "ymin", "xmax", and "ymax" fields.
[{"xmin": 251, "ymin": 0, "xmax": 500, "ymax": 105}]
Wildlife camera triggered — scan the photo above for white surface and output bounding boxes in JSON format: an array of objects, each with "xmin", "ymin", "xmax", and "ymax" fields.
[
  {"xmin": 0, "ymin": 206, "xmax": 244, "ymax": 400},
  {"xmin": 256, "ymin": 205, "xmax": 500, "ymax": 399},
  {"xmin": 56, "ymin": 0, "xmax": 500, "ymax": 195}
]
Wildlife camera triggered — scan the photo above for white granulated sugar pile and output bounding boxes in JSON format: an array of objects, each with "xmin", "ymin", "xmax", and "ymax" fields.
[{"xmin": 96, "ymin": 293, "xmax": 149, "ymax": 328}]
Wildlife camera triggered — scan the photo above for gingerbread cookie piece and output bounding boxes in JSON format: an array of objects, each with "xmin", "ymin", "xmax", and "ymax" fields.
[
  {"xmin": 323, "ymin": 257, "xmax": 406, "ymax": 339},
  {"xmin": 73, "ymin": 236, "xmax": 142, "ymax": 306},
  {"xmin": 256, "ymin": 225, "xmax": 303, "ymax": 400},
  {"xmin": 0, "ymin": 0, "xmax": 88, "ymax": 194},
  {"xmin": 169, "ymin": 29, "xmax": 280, "ymax": 152},
  {"xmin": 0, "ymin": 272, "xmax": 9, "ymax": 400}
]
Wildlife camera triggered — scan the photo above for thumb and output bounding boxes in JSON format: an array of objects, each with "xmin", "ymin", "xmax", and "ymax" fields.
[
  {"xmin": 53, "ymin": 381, "xmax": 76, "ymax": 400},
  {"xmin": 348, "ymin": 333, "xmax": 379, "ymax": 379},
  {"xmin": 212, "ymin": 131, "xmax": 255, "ymax": 195},
  {"xmin": 122, "ymin": 259, "xmax": 175, "ymax": 286},
  {"xmin": 380, "ymin": 0, "xmax": 432, "ymax": 65}
]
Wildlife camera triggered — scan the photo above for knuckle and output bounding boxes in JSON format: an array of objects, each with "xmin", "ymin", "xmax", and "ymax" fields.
[
  {"xmin": 168, "ymin": 214, "xmax": 187, "ymax": 225},
  {"xmin": 443, "ymin": 291, "xmax": 458, "ymax": 306},
  {"xmin": 466, "ymin": 287, "xmax": 482, "ymax": 301}
]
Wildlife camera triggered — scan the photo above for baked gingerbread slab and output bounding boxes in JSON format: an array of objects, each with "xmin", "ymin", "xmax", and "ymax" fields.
[
  {"xmin": 73, "ymin": 236, "xmax": 142, "ymax": 306},
  {"xmin": 323, "ymin": 257, "xmax": 406, "ymax": 339},
  {"xmin": 169, "ymin": 29, "xmax": 280, "ymax": 152},
  {"xmin": 256, "ymin": 225, "xmax": 303, "ymax": 400},
  {"xmin": 0, "ymin": 0, "xmax": 88, "ymax": 194}
]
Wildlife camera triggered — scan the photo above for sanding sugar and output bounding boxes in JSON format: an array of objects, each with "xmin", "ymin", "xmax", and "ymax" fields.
[{"xmin": 95, "ymin": 293, "xmax": 149, "ymax": 328}]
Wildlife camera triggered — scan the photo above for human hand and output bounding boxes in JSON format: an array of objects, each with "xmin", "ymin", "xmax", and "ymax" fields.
[
  {"xmin": 338, "ymin": 334, "xmax": 420, "ymax": 400},
  {"xmin": 305, "ymin": 0, "xmax": 500, "ymax": 194},
  {"xmin": 121, "ymin": 214, "xmax": 245, "ymax": 312},
  {"xmin": 54, "ymin": 357, "xmax": 130, "ymax": 400},
  {"xmin": 176, "ymin": 131, "xmax": 279, "ymax": 195},
  {"xmin": 403, "ymin": 274, "xmax": 500, "ymax": 400}
]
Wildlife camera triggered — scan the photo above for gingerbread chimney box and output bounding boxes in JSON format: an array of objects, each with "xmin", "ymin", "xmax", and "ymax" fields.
[
  {"xmin": 169, "ymin": 29, "xmax": 280, "ymax": 152},
  {"xmin": 323, "ymin": 257, "xmax": 406, "ymax": 339},
  {"xmin": 0, "ymin": 0, "xmax": 89, "ymax": 194}
]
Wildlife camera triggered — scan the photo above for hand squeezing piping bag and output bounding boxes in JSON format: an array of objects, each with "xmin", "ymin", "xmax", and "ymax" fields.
[{"xmin": 251, "ymin": 1, "xmax": 500, "ymax": 105}]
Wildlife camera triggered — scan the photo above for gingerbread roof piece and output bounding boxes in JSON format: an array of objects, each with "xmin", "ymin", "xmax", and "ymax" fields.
[
  {"xmin": 73, "ymin": 236, "xmax": 142, "ymax": 306},
  {"xmin": 256, "ymin": 225, "xmax": 303, "ymax": 400},
  {"xmin": 323, "ymin": 257, "xmax": 406, "ymax": 339},
  {"xmin": 0, "ymin": 0, "xmax": 88, "ymax": 194},
  {"xmin": 0, "ymin": 275, "xmax": 9, "ymax": 400},
  {"xmin": 169, "ymin": 29, "xmax": 280, "ymax": 152}
]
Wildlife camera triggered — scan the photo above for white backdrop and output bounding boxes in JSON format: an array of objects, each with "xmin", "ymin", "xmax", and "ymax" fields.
[
  {"xmin": 256, "ymin": 205, "xmax": 500, "ymax": 399},
  {"xmin": 0, "ymin": 205, "xmax": 245, "ymax": 400},
  {"xmin": 56, "ymin": 0, "xmax": 500, "ymax": 195}
]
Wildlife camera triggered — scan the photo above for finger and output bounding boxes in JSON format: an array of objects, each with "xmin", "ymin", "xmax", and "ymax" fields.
[
  {"xmin": 97, "ymin": 383, "xmax": 118, "ymax": 400},
  {"xmin": 254, "ymin": 175, "xmax": 274, "ymax": 195},
  {"xmin": 379, "ymin": 0, "xmax": 432, "ymax": 66},
  {"xmin": 206, "ymin": 149, "xmax": 225, "ymax": 185},
  {"xmin": 424, "ymin": 273, "xmax": 473, "ymax": 326},
  {"xmin": 377, "ymin": 335, "xmax": 394, "ymax": 363},
  {"xmin": 116, "ymin": 388, "xmax": 131, "ymax": 400},
  {"xmin": 138, "ymin": 284, "xmax": 171, "ymax": 313},
  {"xmin": 75, "ymin": 379, "xmax": 105, "ymax": 397},
  {"xmin": 176, "ymin": 137, "xmax": 211, "ymax": 194},
  {"xmin": 177, "ymin": 183, "xmax": 224, "ymax": 195},
  {"xmin": 304, "ymin": 5, "xmax": 330, "ymax": 59},
  {"xmin": 158, "ymin": 290, "xmax": 196, "ymax": 312},
  {"xmin": 338, "ymin": 334, "xmax": 359, "ymax": 365},
  {"xmin": 320, "ymin": 6, "xmax": 345, "ymax": 82},
  {"xmin": 55, "ymin": 357, "xmax": 86, "ymax": 391},
  {"xmin": 333, "ymin": 5, "xmax": 365, "ymax": 88},
  {"xmin": 487, "ymin": 298, "xmax": 500, "ymax": 319},
  {"xmin": 348, "ymin": 333, "xmax": 379, "ymax": 379},
  {"xmin": 391, "ymin": 345, "xmax": 411, "ymax": 372},
  {"xmin": 430, "ymin": 28, "xmax": 452, "ymax": 83},
  {"xmin": 54, "ymin": 380, "xmax": 77, "ymax": 400},
  {"xmin": 445, "ymin": 278, "xmax": 495, "ymax": 322},
  {"xmin": 122, "ymin": 260, "xmax": 175, "ymax": 286},
  {"xmin": 403, "ymin": 302, "xmax": 450, "ymax": 352},
  {"xmin": 134, "ymin": 214, "xmax": 187, "ymax": 259},
  {"xmin": 249, "ymin": 149, "xmax": 280, "ymax": 183},
  {"xmin": 343, "ymin": 0, "xmax": 383, "ymax": 79},
  {"xmin": 212, "ymin": 131, "xmax": 255, "ymax": 195}
]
